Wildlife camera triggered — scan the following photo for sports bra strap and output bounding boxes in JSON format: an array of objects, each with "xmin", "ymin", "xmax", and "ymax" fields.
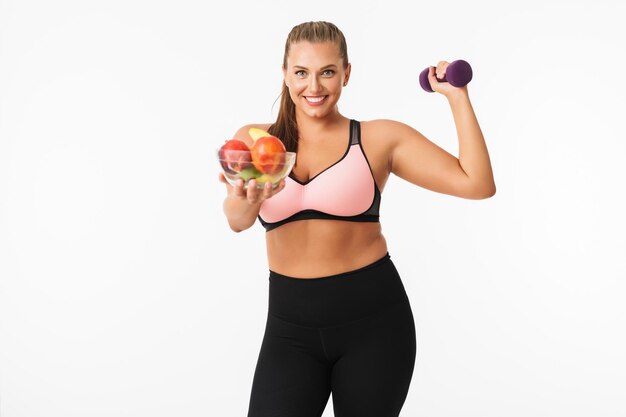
[{"xmin": 350, "ymin": 119, "xmax": 360, "ymax": 145}]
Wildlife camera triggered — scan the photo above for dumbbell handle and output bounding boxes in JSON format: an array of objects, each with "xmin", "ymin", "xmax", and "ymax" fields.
[{"xmin": 419, "ymin": 59, "xmax": 473, "ymax": 93}]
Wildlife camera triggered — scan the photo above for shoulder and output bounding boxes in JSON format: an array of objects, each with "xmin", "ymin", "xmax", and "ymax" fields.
[
  {"xmin": 232, "ymin": 123, "xmax": 273, "ymax": 147},
  {"xmin": 356, "ymin": 119, "xmax": 417, "ymax": 179},
  {"xmin": 359, "ymin": 119, "xmax": 421, "ymax": 146}
]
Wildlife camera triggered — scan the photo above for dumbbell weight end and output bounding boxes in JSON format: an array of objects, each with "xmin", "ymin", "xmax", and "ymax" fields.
[{"xmin": 419, "ymin": 59, "xmax": 473, "ymax": 93}]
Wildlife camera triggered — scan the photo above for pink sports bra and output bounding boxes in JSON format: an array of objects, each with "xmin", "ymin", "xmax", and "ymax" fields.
[{"xmin": 258, "ymin": 119, "xmax": 381, "ymax": 231}]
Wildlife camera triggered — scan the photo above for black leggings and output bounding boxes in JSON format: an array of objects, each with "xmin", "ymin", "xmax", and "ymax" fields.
[{"xmin": 247, "ymin": 252, "xmax": 416, "ymax": 417}]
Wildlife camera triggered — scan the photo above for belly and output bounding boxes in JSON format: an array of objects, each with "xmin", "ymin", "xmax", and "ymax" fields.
[{"xmin": 265, "ymin": 220, "xmax": 388, "ymax": 278}]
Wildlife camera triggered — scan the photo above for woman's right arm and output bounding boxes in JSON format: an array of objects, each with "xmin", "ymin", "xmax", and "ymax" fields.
[
  {"xmin": 218, "ymin": 123, "xmax": 285, "ymax": 232},
  {"xmin": 219, "ymin": 174, "xmax": 285, "ymax": 232}
]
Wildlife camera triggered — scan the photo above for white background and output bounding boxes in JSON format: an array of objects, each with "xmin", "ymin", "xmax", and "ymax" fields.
[{"xmin": 1, "ymin": 0, "xmax": 625, "ymax": 416}]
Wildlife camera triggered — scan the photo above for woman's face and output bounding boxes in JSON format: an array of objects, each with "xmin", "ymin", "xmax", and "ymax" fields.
[{"xmin": 283, "ymin": 41, "xmax": 350, "ymax": 119}]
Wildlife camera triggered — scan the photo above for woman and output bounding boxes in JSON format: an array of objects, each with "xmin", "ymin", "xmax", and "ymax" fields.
[{"xmin": 219, "ymin": 21, "xmax": 495, "ymax": 417}]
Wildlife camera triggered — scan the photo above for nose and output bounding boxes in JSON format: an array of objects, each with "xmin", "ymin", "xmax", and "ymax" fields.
[{"xmin": 308, "ymin": 75, "xmax": 323, "ymax": 93}]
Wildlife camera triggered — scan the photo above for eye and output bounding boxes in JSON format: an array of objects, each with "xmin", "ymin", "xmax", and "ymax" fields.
[
  {"xmin": 295, "ymin": 70, "xmax": 306, "ymax": 77},
  {"xmin": 322, "ymin": 69, "xmax": 335, "ymax": 76}
]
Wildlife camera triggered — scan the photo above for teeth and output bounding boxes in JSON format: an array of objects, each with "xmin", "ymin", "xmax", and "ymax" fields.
[{"xmin": 305, "ymin": 96, "xmax": 325, "ymax": 102}]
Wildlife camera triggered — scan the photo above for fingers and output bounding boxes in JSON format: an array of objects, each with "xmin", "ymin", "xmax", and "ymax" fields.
[
  {"xmin": 261, "ymin": 179, "xmax": 274, "ymax": 200},
  {"xmin": 233, "ymin": 178, "xmax": 246, "ymax": 198},
  {"xmin": 428, "ymin": 66, "xmax": 436, "ymax": 79},
  {"xmin": 249, "ymin": 179, "xmax": 286, "ymax": 203},
  {"xmin": 218, "ymin": 172, "xmax": 231, "ymax": 185},
  {"xmin": 428, "ymin": 66, "xmax": 440, "ymax": 87},
  {"xmin": 242, "ymin": 179, "xmax": 274, "ymax": 204},
  {"xmin": 245, "ymin": 179, "xmax": 262, "ymax": 203},
  {"xmin": 427, "ymin": 60, "xmax": 454, "ymax": 95},
  {"xmin": 437, "ymin": 60, "xmax": 449, "ymax": 79},
  {"xmin": 429, "ymin": 61, "xmax": 450, "ymax": 81},
  {"xmin": 219, "ymin": 172, "xmax": 234, "ymax": 190},
  {"xmin": 220, "ymin": 172, "xmax": 286, "ymax": 204}
]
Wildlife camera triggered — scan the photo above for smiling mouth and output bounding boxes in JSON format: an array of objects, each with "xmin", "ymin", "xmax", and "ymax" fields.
[{"xmin": 304, "ymin": 96, "xmax": 327, "ymax": 105}]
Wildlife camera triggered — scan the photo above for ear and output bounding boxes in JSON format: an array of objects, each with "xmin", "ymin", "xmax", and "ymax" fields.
[
  {"xmin": 343, "ymin": 63, "xmax": 352, "ymax": 86},
  {"xmin": 282, "ymin": 66, "xmax": 288, "ymax": 87}
]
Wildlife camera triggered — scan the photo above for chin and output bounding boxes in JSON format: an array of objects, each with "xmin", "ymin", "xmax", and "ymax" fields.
[
  {"xmin": 298, "ymin": 100, "xmax": 338, "ymax": 118},
  {"xmin": 300, "ymin": 108, "xmax": 333, "ymax": 119}
]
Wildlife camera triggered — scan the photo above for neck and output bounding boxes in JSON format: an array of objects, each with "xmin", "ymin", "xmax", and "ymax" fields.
[{"xmin": 294, "ymin": 108, "xmax": 347, "ymax": 135}]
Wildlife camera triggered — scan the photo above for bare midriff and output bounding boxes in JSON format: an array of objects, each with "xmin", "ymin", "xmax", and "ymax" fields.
[{"xmin": 265, "ymin": 220, "xmax": 389, "ymax": 279}]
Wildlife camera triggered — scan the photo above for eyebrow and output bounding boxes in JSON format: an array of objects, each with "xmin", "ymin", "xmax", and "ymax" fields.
[{"xmin": 293, "ymin": 65, "xmax": 338, "ymax": 70}]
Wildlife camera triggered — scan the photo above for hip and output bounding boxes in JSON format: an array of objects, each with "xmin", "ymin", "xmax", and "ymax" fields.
[{"xmin": 267, "ymin": 251, "xmax": 411, "ymax": 328}]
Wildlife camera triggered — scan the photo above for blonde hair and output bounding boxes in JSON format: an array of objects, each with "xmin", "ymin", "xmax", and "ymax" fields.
[{"xmin": 268, "ymin": 21, "xmax": 349, "ymax": 152}]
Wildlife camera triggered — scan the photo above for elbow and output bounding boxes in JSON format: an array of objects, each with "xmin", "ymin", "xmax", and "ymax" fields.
[
  {"xmin": 477, "ymin": 184, "xmax": 496, "ymax": 199},
  {"xmin": 227, "ymin": 218, "xmax": 254, "ymax": 233},
  {"xmin": 228, "ymin": 221, "xmax": 245, "ymax": 233},
  {"xmin": 466, "ymin": 183, "xmax": 496, "ymax": 200},
  {"xmin": 224, "ymin": 215, "xmax": 242, "ymax": 232}
]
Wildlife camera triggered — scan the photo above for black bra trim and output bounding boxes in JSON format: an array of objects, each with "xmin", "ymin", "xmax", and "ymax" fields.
[{"xmin": 259, "ymin": 210, "xmax": 379, "ymax": 232}]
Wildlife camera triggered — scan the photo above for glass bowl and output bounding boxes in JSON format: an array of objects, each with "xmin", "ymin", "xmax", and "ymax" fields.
[{"xmin": 217, "ymin": 149, "xmax": 296, "ymax": 189}]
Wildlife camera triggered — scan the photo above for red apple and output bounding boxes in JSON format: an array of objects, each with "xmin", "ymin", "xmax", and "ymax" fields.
[
  {"xmin": 250, "ymin": 136, "xmax": 286, "ymax": 175},
  {"xmin": 219, "ymin": 139, "xmax": 252, "ymax": 174}
]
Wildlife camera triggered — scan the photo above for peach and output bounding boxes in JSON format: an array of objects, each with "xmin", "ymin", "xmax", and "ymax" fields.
[
  {"xmin": 250, "ymin": 134, "xmax": 286, "ymax": 175},
  {"xmin": 218, "ymin": 139, "xmax": 252, "ymax": 174}
]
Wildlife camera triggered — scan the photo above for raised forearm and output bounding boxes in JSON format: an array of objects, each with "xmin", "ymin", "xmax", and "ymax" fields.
[{"xmin": 448, "ymin": 89, "xmax": 496, "ymax": 197}]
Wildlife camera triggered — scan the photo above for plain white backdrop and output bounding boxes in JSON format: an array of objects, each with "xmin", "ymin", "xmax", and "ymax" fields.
[{"xmin": 1, "ymin": 0, "xmax": 625, "ymax": 416}]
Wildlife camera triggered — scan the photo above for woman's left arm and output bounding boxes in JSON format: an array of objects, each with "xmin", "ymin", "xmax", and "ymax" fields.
[{"xmin": 387, "ymin": 63, "xmax": 496, "ymax": 200}]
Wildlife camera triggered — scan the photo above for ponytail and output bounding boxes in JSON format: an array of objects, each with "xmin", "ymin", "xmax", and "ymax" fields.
[{"xmin": 268, "ymin": 84, "xmax": 298, "ymax": 153}]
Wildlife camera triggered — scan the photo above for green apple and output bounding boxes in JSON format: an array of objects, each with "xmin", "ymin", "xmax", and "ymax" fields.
[{"xmin": 238, "ymin": 165, "xmax": 263, "ymax": 181}]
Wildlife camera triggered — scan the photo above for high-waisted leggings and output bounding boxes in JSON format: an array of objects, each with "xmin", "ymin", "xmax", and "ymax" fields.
[{"xmin": 247, "ymin": 252, "xmax": 417, "ymax": 417}]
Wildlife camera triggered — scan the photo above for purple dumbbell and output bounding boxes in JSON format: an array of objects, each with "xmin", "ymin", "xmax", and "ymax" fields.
[{"xmin": 419, "ymin": 59, "xmax": 473, "ymax": 92}]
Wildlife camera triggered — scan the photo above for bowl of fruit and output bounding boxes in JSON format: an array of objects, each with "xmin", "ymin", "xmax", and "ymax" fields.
[{"xmin": 217, "ymin": 128, "xmax": 296, "ymax": 189}]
